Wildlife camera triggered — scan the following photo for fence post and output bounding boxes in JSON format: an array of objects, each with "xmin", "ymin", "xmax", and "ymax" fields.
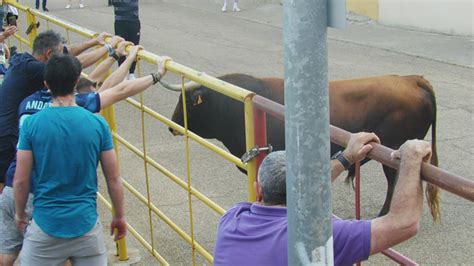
[
  {"xmin": 253, "ymin": 106, "xmax": 267, "ymax": 174},
  {"xmin": 244, "ymin": 96, "xmax": 257, "ymax": 202},
  {"xmin": 284, "ymin": 0, "xmax": 333, "ymax": 264},
  {"xmin": 98, "ymin": 54, "xmax": 129, "ymax": 261}
]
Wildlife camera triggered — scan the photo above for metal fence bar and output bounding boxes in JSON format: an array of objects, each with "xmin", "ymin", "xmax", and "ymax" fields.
[
  {"xmin": 381, "ymin": 249, "xmax": 418, "ymax": 265},
  {"xmin": 253, "ymin": 107, "xmax": 267, "ymax": 177},
  {"xmin": 180, "ymin": 77, "xmax": 198, "ymax": 265},
  {"xmin": 112, "ymin": 132, "xmax": 226, "ymax": 215},
  {"xmin": 97, "ymin": 193, "xmax": 169, "ymax": 265},
  {"xmin": 119, "ymin": 180, "xmax": 214, "ymax": 263},
  {"xmin": 136, "ymin": 61, "xmax": 158, "ymax": 259},
  {"xmin": 244, "ymin": 96, "xmax": 257, "ymax": 201}
]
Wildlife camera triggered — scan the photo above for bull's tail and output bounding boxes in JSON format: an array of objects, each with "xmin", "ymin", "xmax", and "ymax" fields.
[{"xmin": 417, "ymin": 76, "xmax": 441, "ymax": 223}]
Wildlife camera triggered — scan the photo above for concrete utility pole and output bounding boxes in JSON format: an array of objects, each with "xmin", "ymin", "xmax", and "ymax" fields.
[{"xmin": 283, "ymin": 0, "xmax": 334, "ymax": 265}]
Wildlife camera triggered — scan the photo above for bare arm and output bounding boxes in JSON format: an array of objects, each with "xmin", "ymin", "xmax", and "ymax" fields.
[
  {"xmin": 100, "ymin": 76, "xmax": 154, "ymax": 109},
  {"xmin": 87, "ymin": 57, "xmax": 116, "ymax": 83},
  {"xmin": 87, "ymin": 37, "xmax": 126, "ymax": 81},
  {"xmin": 331, "ymin": 132, "xmax": 380, "ymax": 182},
  {"xmin": 76, "ymin": 46, "xmax": 108, "ymax": 69},
  {"xmin": 13, "ymin": 150, "xmax": 33, "ymax": 232},
  {"xmin": 100, "ymin": 149, "xmax": 126, "ymax": 240},
  {"xmin": 67, "ymin": 32, "xmax": 111, "ymax": 56},
  {"xmin": 99, "ymin": 55, "xmax": 170, "ymax": 109},
  {"xmin": 369, "ymin": 140, "xmax": 430, "ymax": 254},
  {"xmin": 98, "ymin": 42, "xmax": 137, "ymax": 92}
]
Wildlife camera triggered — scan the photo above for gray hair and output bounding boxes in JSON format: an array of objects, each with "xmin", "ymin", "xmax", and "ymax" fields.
[
  {"xmin": 258, "ymin": 150, "xmax": 286, "ymax": 205},
  {"xmin": 32, "ymin": 30, "xmax": 65, "ymax": 56}
]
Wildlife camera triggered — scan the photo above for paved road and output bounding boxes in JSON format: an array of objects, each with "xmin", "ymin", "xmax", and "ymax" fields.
[{"xmin": 16, "ymin": 0, "xmax": 473, "ymax": 265}]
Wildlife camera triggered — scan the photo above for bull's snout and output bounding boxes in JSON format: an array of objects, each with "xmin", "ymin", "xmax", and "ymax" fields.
[{"xmin": 169, "ymin": 127, "xmax": 183, "ymax": 136}]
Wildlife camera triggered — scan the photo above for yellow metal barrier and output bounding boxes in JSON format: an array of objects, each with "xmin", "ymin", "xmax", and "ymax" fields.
[{"xmin": 5, "ymin": 0, "xmax": 257, "ymax": 264}]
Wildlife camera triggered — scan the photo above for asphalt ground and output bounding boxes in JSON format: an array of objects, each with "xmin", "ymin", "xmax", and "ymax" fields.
[{"xmin": 10, "ymin": 0, "xmax": 473, "ymax": 265}]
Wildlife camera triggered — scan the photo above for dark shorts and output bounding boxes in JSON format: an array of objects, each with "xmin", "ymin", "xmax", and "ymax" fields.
[
  {"xmin": 0, "ymin": 135, "xmax": 17, "ymax": 184},
  {"xmin": 114, "ymin": 20, "xmax": 141, "ymax": 73}
]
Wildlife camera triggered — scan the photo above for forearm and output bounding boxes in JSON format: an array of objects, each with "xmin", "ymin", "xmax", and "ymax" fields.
[
  {"xmin": 107, "ymin": 177, "xmax": 125, "ymax": 218},
  {"xmin": 13, "ymin": 151, "xmax": 33, "ymax": 218},
  {"xmin": 67, "ymin": 38, "xmax": 98, "ymax": 56},
  {"xmin": 100, "ymin": 76, "xmax": 154, "ymax": 109},
  {"xmin": 331, "ymin": 160, "xmax": 345, "ymax": 182},
  {"xmin": 99, "ymin": 56, "xmax": 135, "ymax": 92},
  {"xmin": 389, "ymin": 156, "xmax": 424, "ymax": 227},
  {"xmin": 88, "ymin": 57, "xmax": 116, "ymax": 82},
  {"xmin": 14, "ymin": 181, "xmax": 29, "ymax": 217},
  {"xmin": 76, "ymin": 46, "xmax": 108, "ymax": 69}
]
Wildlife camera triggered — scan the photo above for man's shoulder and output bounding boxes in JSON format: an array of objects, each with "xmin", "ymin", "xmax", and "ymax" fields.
[
  {"xmin": 220, "ymin": 202, "xmax": 253, "ymax": 222},
  {"xmin": 75, "ymin": 92, "xmax": 100, "ymax": 113},
  {"xmin": 19, "ymin": 90, "xmax": 51, "ymax": 116},
  {"xmin": 6, "ymin": 53, "xmax": 44, "ymax": 81},
  {"xmin": 225, "ymin": 202, "xmax": 252, "ymax": 214}
]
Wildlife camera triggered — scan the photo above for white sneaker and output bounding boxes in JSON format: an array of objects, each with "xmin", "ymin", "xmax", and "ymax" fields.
[
  {"xmin": 65, "ymin": 4, "xmax": 71, "ymax": 9},
  {"xmin": 79, "ymin": 3, "xmax": 84, "ymax": 8},
  {"xmin": 221, "ymin": 4, "xmax": 227, "ymax": 12},
  {"xmin": 233, "ymin": 3, "xmax": 240, "ymax": 12},
  {"xmin": 128, "ymin": 74, "xmax": 136, "ymax": 80}
]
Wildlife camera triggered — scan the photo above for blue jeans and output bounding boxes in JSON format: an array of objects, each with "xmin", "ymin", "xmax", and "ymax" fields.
[{"xmin": 35, "ymin": 0, "xmax": 47, "ymax": 9}]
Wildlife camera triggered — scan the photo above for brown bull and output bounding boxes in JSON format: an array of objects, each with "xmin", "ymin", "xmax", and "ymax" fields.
[{"xmin": 161, "ymin": 74, "xmax": 440, "ymax": 221}]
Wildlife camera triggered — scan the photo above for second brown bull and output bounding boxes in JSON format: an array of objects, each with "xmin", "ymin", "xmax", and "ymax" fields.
[{"xmin": 160, "ymin": 74, "xmax": 440, "ymax": 222}]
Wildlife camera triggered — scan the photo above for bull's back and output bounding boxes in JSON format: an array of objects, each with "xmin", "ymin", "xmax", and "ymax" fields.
[{"xmin": 329, "ymin": 75, "xmax": 436, "ymax": 148}]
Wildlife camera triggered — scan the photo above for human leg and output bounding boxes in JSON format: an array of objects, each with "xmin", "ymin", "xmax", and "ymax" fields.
[
  {"xmin": 0, "ymin": 187, "xmax": 34, "ymax": 266},
  {"xmin": 222, "ymin": 0, "xmax": 227, "ymax": 12},
  {"xmin": 114, "ymin": 20, "xmax": 141, "ymax": 75},
  {"xmin": 42, "ymin": 0, "xmax": 49, "ymax": 11},
  {"xmin": 66, "ymin": 0, "xmax": 72, "ymax": 9},
  {"xmin": 233, "ymin": 0, "xmax": 240, "ymax": 12},
  {"xmin": 20, "ymin": 220, "xmax": 70, "ymax": 266},
  {"xmin": 69, "ymin": 221, "xmax": 107, "ymax": 266}
]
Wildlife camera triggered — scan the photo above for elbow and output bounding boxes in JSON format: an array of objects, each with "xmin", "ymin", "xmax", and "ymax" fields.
[
  {"xmin": 13, "ymin": 177, "xmax": 27, "ymax": 191},
  {"xmin": 397, "ymin": 219, "xmax": 420, "ymax": 241},
  {"xmin": 406, "ymin": 221, "xmax": 420, "ymax": 238}
]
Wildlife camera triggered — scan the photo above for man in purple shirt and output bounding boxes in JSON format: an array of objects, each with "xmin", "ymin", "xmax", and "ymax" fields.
[{"xmin": 214, "ymin": 133, "xmax": 432, "ymax": 265}]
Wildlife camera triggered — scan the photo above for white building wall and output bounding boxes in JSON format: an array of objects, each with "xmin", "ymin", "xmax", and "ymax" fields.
[{"xmin": 379, "ymin": 0, "xmax": 473, "ymax": 36}]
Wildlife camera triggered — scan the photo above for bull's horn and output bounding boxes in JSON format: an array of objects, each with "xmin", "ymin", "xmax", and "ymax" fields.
[{"xmin": 159, "ymin": 80, "xmax": 201, "ymax": 92}]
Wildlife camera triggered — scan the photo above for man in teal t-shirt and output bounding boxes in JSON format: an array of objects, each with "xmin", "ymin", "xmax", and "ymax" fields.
[{"xmin": 13, "ymin": 54, "xmax": 126, "ymax": 265}]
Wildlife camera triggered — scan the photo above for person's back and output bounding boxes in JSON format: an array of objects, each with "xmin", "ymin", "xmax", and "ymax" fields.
[
  {"xmin": 19, "ymin": 106, "xmax": 112, "ymax": 237},
  {"xmin": 214, "ymin": 202, "xmax": 288, "ymax": 265},
  {"xmin": 0, "ymin": 52, "xmax": 44, "ymax": 138},
  {"xmin": 214, "ymin": 202, "xmax": 371, "ymax": 266},
  {"xmin": 111, "ymin": 0, "xmax": 139, "ymax": 21}
]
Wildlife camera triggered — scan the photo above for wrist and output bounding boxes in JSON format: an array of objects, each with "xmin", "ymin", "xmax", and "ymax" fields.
[
  {"xmin": 151, "ymin": 73, "xmax": 162, "ymax": 84},
  {"xmin": 14, "ymin": 212, "xmax": 27, "ymax": 222},
  {"xmin": 342, "ymin": 151, "xmax": 354, "ymax": 165},
  {"xmin": 331, "ymin": 151, "xmax": 352, "ymax": 170}
]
